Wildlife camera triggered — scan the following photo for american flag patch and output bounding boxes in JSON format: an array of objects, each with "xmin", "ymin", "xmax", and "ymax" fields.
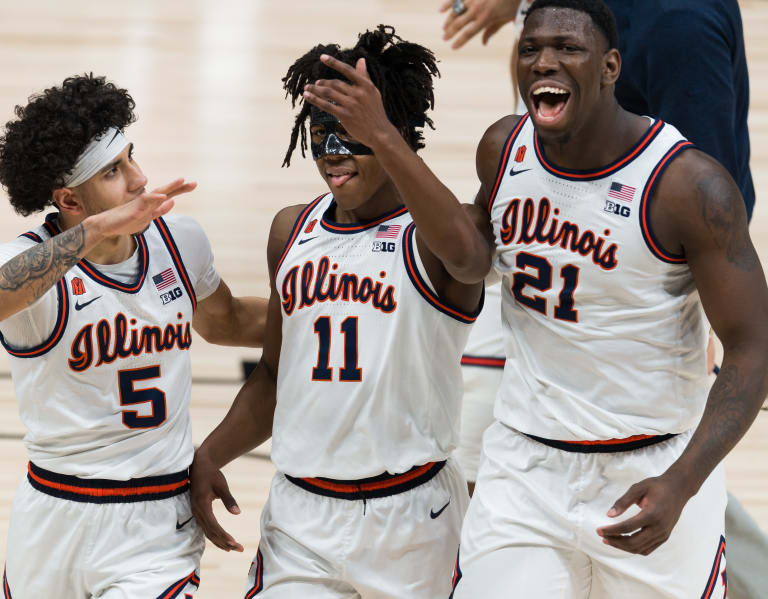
[
  {"xmin": 375, "ymin": 224, "xmax": 401, "ymax": 239},
  {"xmin": 608, "ymin": 181, "xmax": 635, "ymax": 202},
  {"xmin": 153, "ymin": 268, "xmax": 177, "ymax": 291}
]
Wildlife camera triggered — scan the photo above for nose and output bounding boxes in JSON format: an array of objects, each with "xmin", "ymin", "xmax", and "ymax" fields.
[
  {"xmin": 127, "ymin": 160, "xmax": 148, "ymax": 191},
  {"xmin": 532, "ymin": 46, "xmax": 559, "ymax": 75}
]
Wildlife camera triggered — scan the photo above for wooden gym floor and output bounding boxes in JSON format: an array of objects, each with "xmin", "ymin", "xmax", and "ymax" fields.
[{"xmin": 0, "ymin": 1, "xmax": 766, "ymax": 595}]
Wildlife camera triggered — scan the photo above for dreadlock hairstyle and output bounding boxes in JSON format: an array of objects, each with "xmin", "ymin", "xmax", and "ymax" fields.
[
  {"xmin": 0, "ymin": 73, "xmax": 136, "ymax": 216},
  {"xmin": 281, "ymin": 25, "xmax": 439, "ymax": 167},
  {"xmin": 525, "ymin": 0, "xmax": 619, "ymax": 50}
]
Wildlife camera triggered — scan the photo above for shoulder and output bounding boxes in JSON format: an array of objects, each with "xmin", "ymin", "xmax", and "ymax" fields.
[
  {"xmin": 157, "ymin": 214, "xmax": 208, "ymax": 244},
  {"xmin": 0, "ymin": 236, "xmax": 37, "ymax": 267},
  {"xmin": 476, "ymin": 115, "xmax": 525, "ymax": 186},
  {"xmin": 266, "ymin": 203, "xmax": 312, "ymax": 273},
  {"xmin": 656, "ymin": 147, "xmax": 745, "ymax": 242}
]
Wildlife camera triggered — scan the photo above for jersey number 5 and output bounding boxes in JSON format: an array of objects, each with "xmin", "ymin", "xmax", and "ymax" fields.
[
  {"xmin": 512, "ymin": 251, "xmax": 579, "ymax": 322},
  {"xmin": 118, "ymin": 366, "xmax": 167, "ymax": 428},
  {"xmin": 312, "ymin": 316, "xmax": 362, "ymax": 381}
]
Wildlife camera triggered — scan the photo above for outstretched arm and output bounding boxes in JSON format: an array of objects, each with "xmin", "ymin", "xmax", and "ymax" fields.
[
  {"xmin": 190, "ymin": 205, "xmax": 301, "ymax": 552},
  {"xmin": 0, "ymin": 178, "xmax": 194, "ymax": 322},
  {"xmin": 598, "ymin": 151, "xmax": 768, "ymax": 555},
  {"xmin": 193, "ymin": 280, "xmax": 268, "ymax": 348},
  {"xmin": 439, "ymin": 0, "xmax": 523, "ymax": 50}
]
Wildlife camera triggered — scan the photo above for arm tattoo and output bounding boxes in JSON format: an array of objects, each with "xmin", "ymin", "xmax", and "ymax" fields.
[
  {"xmin": 695, "ymin": 171, "xmax": 759, "ymax": 271},
  {"xmin": 0, "ymin": 224, "xmax": 86, "ymax": 306}
]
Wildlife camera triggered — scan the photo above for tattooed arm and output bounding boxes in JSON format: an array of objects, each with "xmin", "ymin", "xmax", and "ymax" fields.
[
  {"xmin": 0, "ymin": 178, "xmax": 193, "ymax": 323},
  {"xmin": 597, "ymin": 149, "xmax": 768, "ymax": 555}
]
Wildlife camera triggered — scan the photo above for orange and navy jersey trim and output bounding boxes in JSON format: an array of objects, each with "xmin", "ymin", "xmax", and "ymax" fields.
[
  {"xmin": 461, "ymin": 355, "xmax": 505, "ymax": 368},
  {"xmin": 275, "ymin": 194, "xmax": 328, "ymax": 278},
  {"xmin": 402, "ymin": 223, "xmax": 482, "ymax": 324},
  {"xmin": 27, "ymin": 462, "xmax": 190, "ymax": 503},
  {"xmin": 448, "ymin": 547, "xmax": 462, "ymax": 599},
  {"xmin": 19, "ymin": 231, "xmax": 42, "ymax": 243},
  {"xmin": 3, "ymin": 567, "xmax": 11, "ymax": 599},
  {"xmin": 158, "ymin": 571, "xmax": 200, "ymax": 599},
  {"xmin": 534, "ymin": 119, "xmax": 665, "ymax": 181},
  {"xmin": 320, "ymin": 199, "xmax": 408, "ymax": 234},
  {"xmin": 0, "ymin": 278, "xmax": 69, "ymax": 360},
  {"xmin": 701, "ymin": 535, "xmax": 726, "ymax": 598},
  {"xmin": 42, "ymin": 213, "xmax": 151, "ymax": 293},
  {"xmin": 488, "ymin": 114, "xmax": 529, "ymax": 215},
  {"xmin": 244, "ymin": 549, "xmax": 264, "ymax": 598},
  {"xmin": 524, "ymin": 432, "xmax": 677, "ymax": 453},
  {"xmin": 154, "ymin": 217, "xmax": 197, "ymax": 311},
  {"xmin": 285, "ymin": 460, "xmax": 446, "ymax": 500},
  {"xmin": 639, "ymin": 140, "xmax": 695, "ymax": 264}
]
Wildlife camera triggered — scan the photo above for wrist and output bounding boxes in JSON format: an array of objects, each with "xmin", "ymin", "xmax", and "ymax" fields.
[
  {"xmin": 370, "ymin": 123, "xmax": 407, "ymax": 155},
  {"xmin": 82, "ymin": 213, "xmax": 110, "ymax": 243}
]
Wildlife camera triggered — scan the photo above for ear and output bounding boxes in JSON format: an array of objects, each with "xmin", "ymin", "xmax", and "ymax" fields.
[
  {"xmin": 52, "ymin": 187, "xmax": 86, "ymax": 217},
  {"xmin": 601, "ymin": 48, "xmax": 621, "ymax": 87}
]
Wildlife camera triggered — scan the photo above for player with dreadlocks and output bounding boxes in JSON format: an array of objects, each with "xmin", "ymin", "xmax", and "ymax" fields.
[{"xmin": 190, "ymin": 25, "xmax": 492, "ymax": 598}]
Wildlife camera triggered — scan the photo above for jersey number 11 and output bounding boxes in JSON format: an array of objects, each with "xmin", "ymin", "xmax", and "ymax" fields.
[{"xmin": 312, "ymin": 316, "xmax": 362, "ymax": 381}]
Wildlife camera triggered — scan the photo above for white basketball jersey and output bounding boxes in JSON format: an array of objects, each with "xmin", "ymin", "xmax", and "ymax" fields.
[
  {"xmin": 1, "ymin": 215, "xmax": 199, "ymax": 479},
  {"xmin": 462, "ymin": 282, "xmax": 504, "ymax": 366},
  {"xmin": 489, "ymin": 115, "xmax": 709, "ymax": 440},
  {"xmin": 272, "ymin": 193, "xmax": 479, "ymax": 478}
]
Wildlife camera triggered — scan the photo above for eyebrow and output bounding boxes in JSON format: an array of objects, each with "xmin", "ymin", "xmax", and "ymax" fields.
[{"xmin": 99, "ymin": 143, "xmax": 134, "ymax": 174}]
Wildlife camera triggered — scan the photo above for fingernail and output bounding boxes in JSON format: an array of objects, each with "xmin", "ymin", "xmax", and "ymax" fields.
[
  {"xmin": 320, "ymin": 54, "xmax": 328, "ymax": 60},
  {"xmin": 232, "ymin": 506, "xmax": 241, "ymax": 514},
  {"xmin": 607, "ymin": 508, "xmax": 617, "ymax": 517}
]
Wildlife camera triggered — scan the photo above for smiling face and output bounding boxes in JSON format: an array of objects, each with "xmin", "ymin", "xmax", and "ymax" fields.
[
  {"xmin": 310, "ymin": 112, "xmax": 391, "ymax": 212},
  {"xmin": 518, "ymin": 7, "xmax": 619, "ymax": 141}
]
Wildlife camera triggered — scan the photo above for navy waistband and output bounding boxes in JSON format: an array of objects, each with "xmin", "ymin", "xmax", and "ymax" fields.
[
  {"xmin": 523, "ymin": 433, "xmax": 677, "ymax": 453},
  {"xmin": 27, "ymin": 462, "xmax": 190, "ymax": 503},
  {"xmin": 285, "ymin": 461, "xmax": 446, "ymax": 500}
]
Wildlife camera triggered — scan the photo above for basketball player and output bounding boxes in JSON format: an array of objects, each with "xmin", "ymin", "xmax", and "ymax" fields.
[
  {"xmin": 447, "ymin": 1, "xmax": 768, "ymax": 596},
  {"xmin": 190, "ymin": 26, "xmax": 490, "ymax": 598},
  {"xmin": 0, "ymin": 74, "xmax": 267, "ymax": 598}
]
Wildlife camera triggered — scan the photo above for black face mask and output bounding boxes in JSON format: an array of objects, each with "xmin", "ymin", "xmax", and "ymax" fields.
[{"xmin": 309, "ymin": 106, "xmax": 373, "ymax": 160}]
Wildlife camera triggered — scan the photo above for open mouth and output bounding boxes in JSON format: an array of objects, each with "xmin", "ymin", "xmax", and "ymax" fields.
[
  {"xmin": 530, "ymin": 85, "xmax": 571, "ymax": 123},
  {"xmin": 326, "ymin": 167, "xmax": 358, "ymax": 187}
]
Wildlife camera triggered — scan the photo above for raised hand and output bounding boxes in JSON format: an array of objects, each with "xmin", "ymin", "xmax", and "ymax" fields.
[
  {"xmin": 302, "ymin": 55, "xmax": 398, "ymax": 150},
  {"xmin": 190, "ymin": 451, "xmax": 244, "ymax": 552},
  {"xmin": 440, "ymin": 0, "xmax": 521, "ymax": 50},
  {"xmin": 596, "ymin": 474, "xmax": 691, "ymax": 555},
  {"xmin": 96, "ymin": 178, "xmax": 197, "ymax": 238}
]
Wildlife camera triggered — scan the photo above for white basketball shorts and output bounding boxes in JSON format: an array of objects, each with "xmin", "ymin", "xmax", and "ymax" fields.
[
  {"xmin": 245, "ymin": 458, "xmax": 469, "ymax": 598},
  {"xmin": 455, "ymin": 361, "xmax": 503, "ymax": 482},
  {"xmin": 451, "ymin": 422, "xmax": 727, "ymax": 599},
  {"xmin": 3, "ymin": 463, "xmax": 205, "ymax": 598}
]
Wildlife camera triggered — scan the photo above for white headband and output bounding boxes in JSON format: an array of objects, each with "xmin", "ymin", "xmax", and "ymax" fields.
[{"xmin": 62, "ymin": 127, "xmax": 130, "ymax": 188}]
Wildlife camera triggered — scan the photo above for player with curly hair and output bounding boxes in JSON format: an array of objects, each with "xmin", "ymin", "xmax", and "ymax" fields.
[
  {"xmin": 0, "ymin": 73, "xmax": 267, "ymax": 598},
  {"xmin": 190, "ymin": 25, "xmax": 492, "ymax": 598}
]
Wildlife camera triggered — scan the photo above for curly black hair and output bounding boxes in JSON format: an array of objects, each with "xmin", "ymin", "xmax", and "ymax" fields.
[
  {"xmin": 0, "ymin": 74, "xmax": 136, "ymax": 216},
  {"xmin": 526, "ymin": 0, "xmax": 618, "ymax": 50},
  {"xmin": 281, "ymin": 25, "xmax": 439, "ymax": 167}
]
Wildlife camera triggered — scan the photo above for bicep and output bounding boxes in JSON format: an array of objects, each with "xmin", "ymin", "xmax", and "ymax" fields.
[{"xmin": 681, "ymin": 166, "xmax": 768, "ymax": 345}]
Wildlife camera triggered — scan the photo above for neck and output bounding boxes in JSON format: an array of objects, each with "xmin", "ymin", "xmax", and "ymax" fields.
[
  {"xmin": 538, "ymin": 100, "xmax": 648, "ymax": 171},
  {"xmin": 57, "ymin": 212, "xmax": 137, "ymax": 265}
]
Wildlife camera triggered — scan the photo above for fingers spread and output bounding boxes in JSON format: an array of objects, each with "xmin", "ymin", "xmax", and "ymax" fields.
[
  {"xmin": 453, "ymin": 20, "xmax": 485, "ymax": 49},
  {"xmin": 319, "ymin": 54, "xmax": 361, "ymax": 83}
]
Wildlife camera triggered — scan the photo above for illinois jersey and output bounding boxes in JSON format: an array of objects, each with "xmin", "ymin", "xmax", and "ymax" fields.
[
  {"xmin": 272, "ymin": 193, "xmax": 480, "ymax": 479},
  {"xmin": 0, "ymin": 213, "xmax": 220, "ymax": 479},
  {"xmin": 489, "ymin": 115, "xmax": 709, "ymax": 440}
]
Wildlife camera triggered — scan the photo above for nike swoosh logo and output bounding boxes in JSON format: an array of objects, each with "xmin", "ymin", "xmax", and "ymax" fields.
[
  {"xmin": 74, "ymin": 296, "xmax": 102, "ymax": 311},
  {"xmin": 176, "ymin": 516, "xmax": 194, "ymax": 530},
  {"xmin": 509, "ymin": 167, "xmax": 531, "ymax": 177},
  {"xmin": 430, "ymin": 498, "xmax": 451, "ymax": 519},
  {"xmin": 298, "ymin": 236, "xmax": 318, "ymax": 245}
]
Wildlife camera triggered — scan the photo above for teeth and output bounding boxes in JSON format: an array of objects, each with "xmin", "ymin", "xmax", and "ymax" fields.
[{"xmin": 533, "ymin": 86, "xmax": 568, "ymax": 96}]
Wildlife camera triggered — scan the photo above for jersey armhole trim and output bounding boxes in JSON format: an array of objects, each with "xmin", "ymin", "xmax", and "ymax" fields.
[
  {"xmin": 488, "ymin": 114, "xmax": 529, "ymax": 215},
  {"xmin": 275, "ymin": 193, "xmax": 328, "ymax": 278},
  {"xmin": 0, "ymin": 277, "xmax": 69, "ymax": 358},
  {"xmin": 154, "ymin": 217, "xmax": 198, "ymax": 311},
  {"xmin": 639, "ymin": 140, "xmax": 694, "ymax": 264},
  {"xmin": 401, "ymin": 223, "xmax": 483, "ymax": 324}
]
